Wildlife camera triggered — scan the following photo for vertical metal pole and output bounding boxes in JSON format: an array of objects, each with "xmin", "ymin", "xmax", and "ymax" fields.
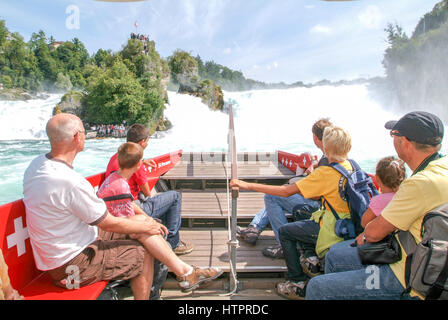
[{"xmin": 228, "ymin": 105, "xmax": 238, "ymax": 293}]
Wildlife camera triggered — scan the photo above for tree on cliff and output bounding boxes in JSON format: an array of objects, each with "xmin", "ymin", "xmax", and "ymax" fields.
[
  {"xmin": 84, "ymin": 58, "xmax": 164, "ymax": 127},
  {"xmin": 382, "ymin": 0, "xmax": 448, "ymax": 120},
  {"xmin": 168, "ymin": 49, "xmax": 199, "ymax": 88}
]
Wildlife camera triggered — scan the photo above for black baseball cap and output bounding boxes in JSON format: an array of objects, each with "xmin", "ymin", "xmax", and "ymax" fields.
[{"xmin": 385, "ymin": 111, "xmax": 444, "ymax": 145}]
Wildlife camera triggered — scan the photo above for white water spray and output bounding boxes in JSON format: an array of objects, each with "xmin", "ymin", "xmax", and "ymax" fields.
[{"xmin": 0, "ymin": 84, "xmax": 418, "ymax": 204}]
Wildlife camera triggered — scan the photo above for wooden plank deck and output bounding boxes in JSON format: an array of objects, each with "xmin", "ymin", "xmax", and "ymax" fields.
[
  {"xmin": 180, "ymin": 190, "xmax": 266, "ymax": 219},
  {"xmin": 161, "ymin": 161, "xmax": 295, "ymax": 181},
  {"xmin": 177, "ymin": 229, "xmax": 286, "ymax": 273}
]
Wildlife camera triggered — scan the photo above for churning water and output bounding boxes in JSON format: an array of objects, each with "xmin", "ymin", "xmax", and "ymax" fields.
[{"xmin": 0, "ymin": 85, "xmax": 438, "ymax": 205}]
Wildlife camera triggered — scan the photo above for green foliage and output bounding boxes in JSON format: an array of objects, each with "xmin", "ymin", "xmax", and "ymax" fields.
[
  {"xmin": 84, "ymin": 58, "xmax": 164, "ymax": 127},
  {"xmin": 382, "ymin": 0, "xmax": 448, "ymax": 120},
  {"xmin": 194, "ymin": 55, "xmax": 266, "ymax": 91},
  {"xmin": 54, "ymin": 73, "xmax": 73, "ymax": 92},
  {"xmin": 168, "ymin": 50, "xmax": 198, "ymax": 86}
]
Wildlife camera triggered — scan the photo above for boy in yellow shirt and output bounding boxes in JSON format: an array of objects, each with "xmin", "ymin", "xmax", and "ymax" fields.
[{"xmin": 230, "ymin": 125, "xmax": 353, "ymax": 300}]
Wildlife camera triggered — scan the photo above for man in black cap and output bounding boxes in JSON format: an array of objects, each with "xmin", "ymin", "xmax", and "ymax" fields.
[{"xmin": 305, "ymin": 111, "xmax": 448, "ymax": 300}]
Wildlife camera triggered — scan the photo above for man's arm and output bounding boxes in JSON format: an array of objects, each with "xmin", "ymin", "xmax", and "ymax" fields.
[
  {"xmin": 97, "ymin": 212, "xmax": 167, "ymax": 236},
  {"xmin": 139, "ymin": 182, "xmax": 152, "ymax": 197},
  {"xmin": 356, "ymin": 215, "xmax": 397, "ymax": 245}
]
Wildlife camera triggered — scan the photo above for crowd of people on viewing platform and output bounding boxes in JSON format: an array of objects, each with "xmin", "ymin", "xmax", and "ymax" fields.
[
  {"xmin": 130, "ymin": 33, "xmax": 150, "ymax": 42},
  {"xmin": 89, "ymin": 124, "xmax": 128, "ymax": 138}
]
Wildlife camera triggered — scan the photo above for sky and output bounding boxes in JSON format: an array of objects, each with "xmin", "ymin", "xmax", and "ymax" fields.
[{"xmin": 0, "ymin": 0, "xmax": 441, "ymax": 84}]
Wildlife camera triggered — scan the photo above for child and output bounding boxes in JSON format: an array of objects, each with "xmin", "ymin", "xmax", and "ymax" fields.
[
  {"xmin": 360, "ymin": 156, "xmax": 407, "ymax": 228},
  {"xmin": 98, "ymin": 142, "xmax": 222, "ymax": 293},
  {"xmin": 231, "ymin": 126, "xmax": 354, "ymax": 300},
  {"xmin": 0, "ymin": 249, "xmax": 24, "ymax": 300}
]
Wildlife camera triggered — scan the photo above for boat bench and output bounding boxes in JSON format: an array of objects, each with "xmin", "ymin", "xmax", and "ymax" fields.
[{"xmin": 0, "ymin": 199, "xmax": 109, "ymax": 300}]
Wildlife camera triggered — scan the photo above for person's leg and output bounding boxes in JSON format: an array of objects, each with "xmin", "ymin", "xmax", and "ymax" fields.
[
  {"xmin": 130, "ymin": 250, "xmax": 154, "ymax": 300},
  {"xmin": 306, "ymin": 264, "xmax": 418, "ymax": 300},
  {"xmin": 278, "ymin": 220, "xmax": 320, "ymax": 282},
  {"xmin": 140, "ymin": 191, "xmax": 183, "ymax": 249},
  {"xmin": 324, "ymin": 240, "xmax": 365, "ymax": 274},
  {"xmin": 132, "ymin": 233, "xmax": 191, "ymax": 276},
  {"xmin": 265, "ymin": 194, "xmax": 319, "ymax": 243},
  {"xmin": 237, "ymin": 208, "xmax": 268, "ymax": 245},
  {"xmin": 150, "ymin": 259, "xmax": 168, "ymax": 300},
  {"xmin": 132, "ymin": 233, "xmax": 223, "ymax": 293},
  {"xmin": 250, "ymin": 207, "xmax": 269, "ymax": 231}
]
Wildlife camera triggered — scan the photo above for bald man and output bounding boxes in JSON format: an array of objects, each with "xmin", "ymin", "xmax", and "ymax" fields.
[{"xmin": 23, "ymin": 114, "xmax": 164, "ymax": 300}]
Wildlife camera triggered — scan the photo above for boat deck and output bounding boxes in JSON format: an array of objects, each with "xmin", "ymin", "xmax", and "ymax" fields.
[{"xmin": 157, "ymin": 152, "xmax": 294, "ymax": 283}]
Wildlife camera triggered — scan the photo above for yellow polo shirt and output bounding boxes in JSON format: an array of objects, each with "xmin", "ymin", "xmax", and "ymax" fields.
[
  {"xmin": 296, "ymin": 160, "xmax": 352, "ymax": 257},
  {"xmin": 382, "ymin": 157, "xmax": 448, "ymax": 299}
]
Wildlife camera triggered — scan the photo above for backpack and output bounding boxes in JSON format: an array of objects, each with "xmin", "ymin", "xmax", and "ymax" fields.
[
  {"xmin": 323, "ymin": 159, "xmax": 379, "ymax": 240},
  {"xmin": 398, "ymin": 203, "xmax": 448, "ymax": 300}
]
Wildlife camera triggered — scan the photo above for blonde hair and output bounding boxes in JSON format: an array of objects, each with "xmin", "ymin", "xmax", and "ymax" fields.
[{"xmin": 322, "ymin": 126, "xmax": 352, "ymax": 162}]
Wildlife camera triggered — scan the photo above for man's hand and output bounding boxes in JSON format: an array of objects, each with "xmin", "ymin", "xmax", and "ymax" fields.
[
  {"xmin": 144, "ymin": 159, "xmax": 157, "ymax": 169},
  {"xmin": 356, "ymin": 232, "xmax": 366, "ymax": 246},
  {"xmin": 129, "ymin": 215, "xmax": 168, "ymax": 238}
]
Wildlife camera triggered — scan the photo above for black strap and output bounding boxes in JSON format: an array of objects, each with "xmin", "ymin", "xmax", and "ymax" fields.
[
  {"xmin": 412, "ymin": 153, "xmax": 443, "ymax": 176},
  {"xmin": 323, "ymin": 197, "xmax": 340, "ymax": 221},
  {"xmin": 426, "ymin": 247, "xmax": 448, "ymax": 300},
  {"xmin": 400, "ymin": 253, "xmax": 414, "ymax": 299},
  {"xmin": 101, "ymin": 193, "xmax": 134, "ymax": 202}
]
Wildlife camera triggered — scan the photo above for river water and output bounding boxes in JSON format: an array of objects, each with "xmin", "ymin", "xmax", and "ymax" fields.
[{"xmin": 1, "ymin": 85, "xmax": 438, "ymax": 205}]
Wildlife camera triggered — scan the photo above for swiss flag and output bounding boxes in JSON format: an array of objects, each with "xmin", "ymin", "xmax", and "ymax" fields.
[{"xmin": 134, "ymin": 20, "xmax": 138, "ymax": 28}]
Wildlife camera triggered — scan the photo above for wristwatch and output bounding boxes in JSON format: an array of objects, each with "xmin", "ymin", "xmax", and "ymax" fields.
[{"xmin": 362, "ymin": 233, "xmax": 367, "ymax": 244}]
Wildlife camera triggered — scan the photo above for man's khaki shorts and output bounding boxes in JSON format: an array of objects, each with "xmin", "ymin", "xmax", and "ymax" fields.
[{"xmin": 48, "ymin": 229, "xmax": 146, "ymax": 288}]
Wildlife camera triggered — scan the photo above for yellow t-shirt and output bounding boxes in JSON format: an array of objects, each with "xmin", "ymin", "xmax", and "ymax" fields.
[
  {"xmin": 0, "ymin": 249, "xmax": 11, "ymax": 300},
  {"xmin": 382, "ymin": 157, "xmax": 448, "ymax": 300},
  {"xmin": 296, "ymin": 160, "xmax": 352, "ymax": 257}
]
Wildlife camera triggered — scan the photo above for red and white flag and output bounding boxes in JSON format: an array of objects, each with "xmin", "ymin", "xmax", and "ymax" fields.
[{"xmin": 134, "ymin": 20, "xmax": 138, "ymax": 28}]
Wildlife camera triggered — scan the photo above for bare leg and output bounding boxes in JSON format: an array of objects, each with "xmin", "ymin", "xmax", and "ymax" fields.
[
  {"xmin": 134, "ymin": 233, "xmax": 191, "ymax": 277},
  {"xmin": 130, "ymin": 250, "xmax": 154, "ymax": 300}
]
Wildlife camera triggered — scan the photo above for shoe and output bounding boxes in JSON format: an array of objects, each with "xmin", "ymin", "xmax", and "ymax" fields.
[
  {"xmin": 177, "ymin": 266, "xmax": 224, "ymax": 292},
  {"xmin": 276, "ymin": 280, "xmax": 307, "ymax": 300},
  {"xmin": 237, "ymin": 225, "xmax": 261, "ymax": 245},
  {"xmin": 262, "ymin": 245, "xmax": 284, "ymax": 259},
  {"xmin": 300, "ymin": 256, "xmax": 322, "ymax": 278},
  {"xmin": 173, "ymin": 241, "xmax": 194, "ymax": 255}
]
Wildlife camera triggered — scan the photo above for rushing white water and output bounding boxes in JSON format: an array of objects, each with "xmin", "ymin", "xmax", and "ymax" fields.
[{"xmin": 1, "ymin": 84, "xmax": 441, "ymax": 205}]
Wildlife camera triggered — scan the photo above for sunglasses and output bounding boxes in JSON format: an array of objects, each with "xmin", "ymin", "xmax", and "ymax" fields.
[{"xmin": 390, "ymin": 130, "xmax": 403, "ymax": 137}]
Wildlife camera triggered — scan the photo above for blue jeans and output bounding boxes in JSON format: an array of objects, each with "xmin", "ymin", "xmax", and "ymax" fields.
[
  {"xmin": 264, "ymin": 194, "xmax": 320, "ymax": 243},
  {"xmin": 250, "ymin": 208, "xmax": 270, "ymax": 231},
  {"xmin": 137, "ymin": 191, "xmax": 182, "ymax": 249},
  {"xmin": 279, "ymin": 220, "xmax": 320, "ymax": 282},
  {"xmin": 306, "ymin": 240, "xmax": 420, "ymax": 300}
]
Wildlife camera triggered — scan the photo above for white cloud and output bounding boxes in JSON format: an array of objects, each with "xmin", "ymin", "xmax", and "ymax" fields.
[
  {"xmin": 223, "ymin": 47, "xmax": 232, "ymax": 54},
  {"xmin": 305, "ymin": 5, "xmax": 315, "ymax": 10},
  {"xmin": 310, "ymin": 24, "xmax": 333, "ymax": 35},
  {"xmin": 358, "ymin": 5, "xmax": 384, "ymax": 30}
]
